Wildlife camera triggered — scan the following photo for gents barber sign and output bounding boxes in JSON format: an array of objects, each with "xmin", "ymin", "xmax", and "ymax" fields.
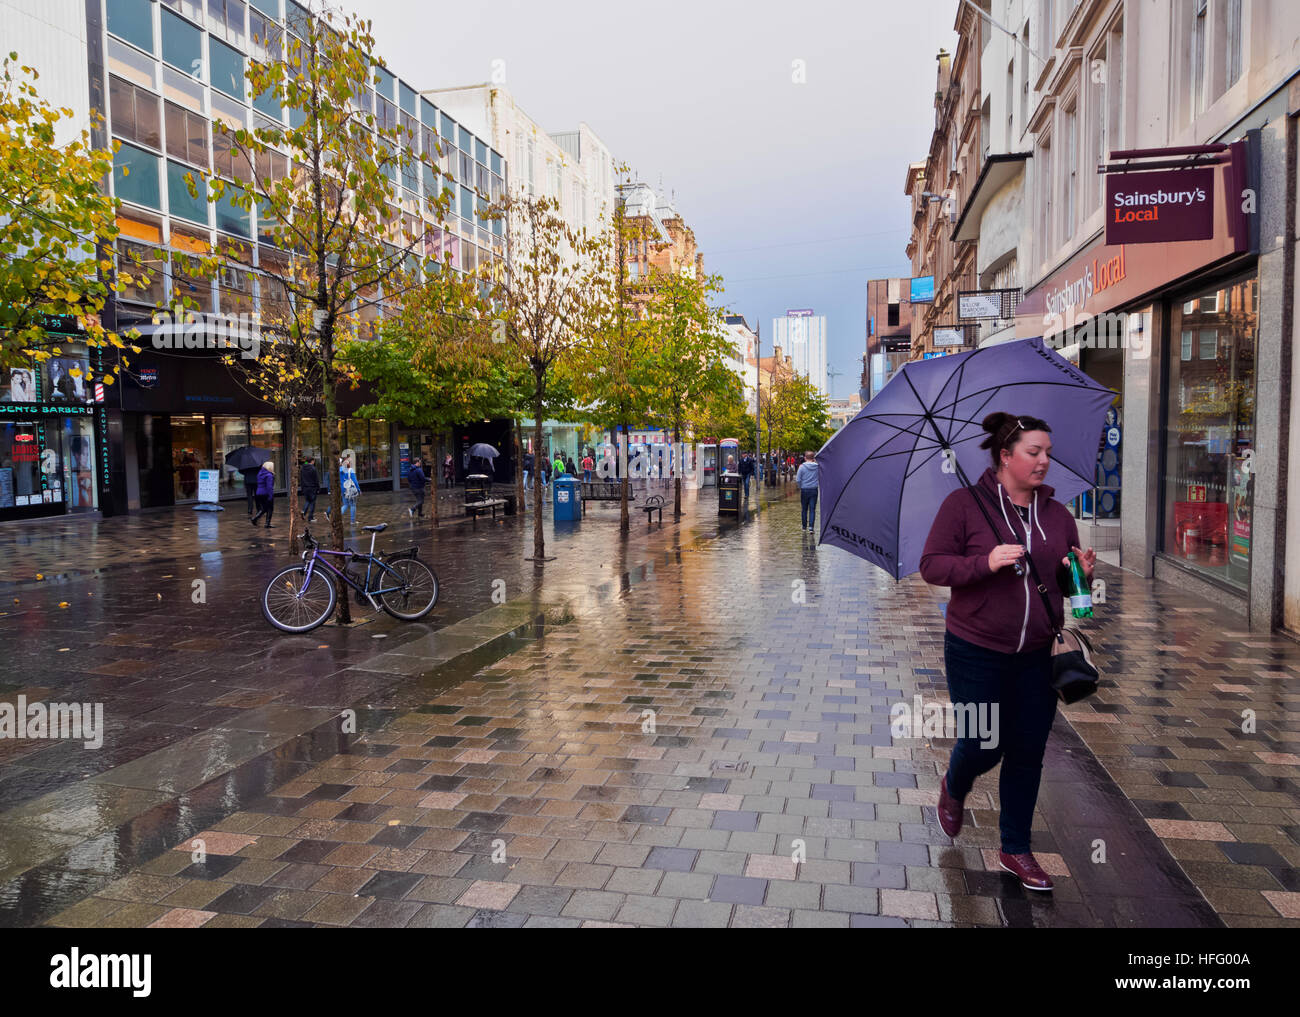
[{"xmin": 1106, "ymin": 168, "xmax": 1214, "ymax": 244}]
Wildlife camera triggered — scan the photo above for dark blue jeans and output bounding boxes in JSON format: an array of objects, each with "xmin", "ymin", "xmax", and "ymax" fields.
[
  {"xmin": 943, "ymin": 630, "xmax": 1057, "ymax": 854},
  {"xmin": 799, "ymin": 488, "xmax": 818, "ymax": 528}
]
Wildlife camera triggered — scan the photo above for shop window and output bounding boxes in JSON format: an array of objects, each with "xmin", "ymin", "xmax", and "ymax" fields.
[
  {"xmin": 250, "ymin": 415, "xmax": 285, "ymax": 483},
  {"xmin": 1162, "ymin": 274, "xmax": 1256, "ymax": 589},
  {"xmin": 296, "ymin": 417, "xmax": 322, "ymax": 464},
  {"xmin": 370, "ymin": 419, "xmax": 390, "ymax": 479},
  {"xmin": 212, "ymin": 414, "xmax": 250, "ymax": 492},
  {"xmin": 111, "ymin": 76, "xmax": 162, "ymax": 150},
  {"xmin": 114, "ymin": 141, "xmax": 162, "ymax": 210},
  {"xmin": 107, "ymin": 0, "xmax": 154, "ymax": 54},
  {"xmin": 0, "ymin": 423, "xmax": 44, "ymax": 507}
]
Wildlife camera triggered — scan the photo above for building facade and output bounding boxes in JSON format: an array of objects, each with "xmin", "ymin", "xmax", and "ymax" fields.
[
  {"xmin": 2, "ymin": 0, "xmax": 508, "ymax": 521},
  {"xmin": 865, "ymin": 277, "xmax": 916, "ymax": 398},
  {"xmin": 907, "ymin": 0, "xmax": 1300, "ymax": 634},
  {"xmin": 771, "ymin": 310, "xmax": 828, "ymax": 397}
]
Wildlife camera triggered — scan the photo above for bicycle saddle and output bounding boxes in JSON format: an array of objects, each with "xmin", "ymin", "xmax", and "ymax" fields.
[{"xmin": 363, "ymin": 523, "xmax": 388, "ymax": 532}]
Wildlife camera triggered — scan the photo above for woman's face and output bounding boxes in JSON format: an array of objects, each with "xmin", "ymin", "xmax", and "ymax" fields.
[{"xmin": 1000, "ymin": 429, "xmax": 1052, "ymax": 489}]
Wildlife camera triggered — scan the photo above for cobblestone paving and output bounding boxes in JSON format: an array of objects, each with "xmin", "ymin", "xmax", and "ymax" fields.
[{"xmin": 22, "ymin": 490, "xmax": 1299, "ymax": 928}]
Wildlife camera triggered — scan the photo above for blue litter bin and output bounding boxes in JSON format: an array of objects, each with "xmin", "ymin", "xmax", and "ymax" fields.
[{"xmin": 553, "ymin": 474, "xmax": 581, "ymax": 522}]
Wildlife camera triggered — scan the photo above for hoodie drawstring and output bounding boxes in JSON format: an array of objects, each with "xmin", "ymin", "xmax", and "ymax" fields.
[{"xmin": 1032, "ymin": 493, "xmax": 1046, "ymax": 542}]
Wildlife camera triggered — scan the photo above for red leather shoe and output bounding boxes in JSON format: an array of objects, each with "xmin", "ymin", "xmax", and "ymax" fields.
[
  {"xmin": 937, "ymin": 775, "xmax": 964, "ymax": 838},
  {"xmin": 998, "ymin": 851, "xmax": 1054, "ymax": 891}
]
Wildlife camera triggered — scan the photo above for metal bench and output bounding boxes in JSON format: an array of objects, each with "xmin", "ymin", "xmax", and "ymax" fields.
[
  {"xmin": 465, "ymin": 497, "xmax": 508, "ymax": 527},
  {"xmin": 579, "ymin": 480, "xmax": 635, "ymax": 517},
  {"xmin": 642, "ymin": 494, "xmax": 665, "ymax": 527}
]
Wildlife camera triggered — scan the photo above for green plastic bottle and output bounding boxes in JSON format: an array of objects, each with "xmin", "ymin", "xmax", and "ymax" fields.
[{"xmin": 1066, "ymin": 551, "xmax": 1094, "ymax": 618}]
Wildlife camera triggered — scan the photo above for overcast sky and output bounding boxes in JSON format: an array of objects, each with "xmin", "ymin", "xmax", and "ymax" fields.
[{"xmin": 361, "ymin": 0, "xmax": 959, "ymax": 398}]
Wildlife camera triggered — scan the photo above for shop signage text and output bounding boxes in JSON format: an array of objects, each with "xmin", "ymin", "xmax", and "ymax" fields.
[
  {"xmin": 1106, "ymin": 168, "xmax": 1214, "ymax": 245},
  {"xmin": 1043, "ymin": 247, "xmax": 1128, "ymax": 321}
]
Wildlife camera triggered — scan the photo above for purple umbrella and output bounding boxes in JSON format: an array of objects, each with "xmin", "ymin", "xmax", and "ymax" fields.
[{"xmin": 817, "ymin": 337, "xmax": 1116, "ymax": 579}]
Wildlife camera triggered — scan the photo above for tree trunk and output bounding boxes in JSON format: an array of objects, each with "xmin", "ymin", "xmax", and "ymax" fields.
[
  {"xmin": 532, "ymin": 378, "xmax": 546, "ymax": 563},
  {"xmin": 673, "ymin": 423, "xmax": 682, "ymax": 518},
  {"xmin": 428, "ymin": 435, "xmax": 439, "ymax": 530},
  {"xmin": 323, "ymin": 371, "xmax": 351, "ymax": 624},
  {"xmin": 513, "ymin": 417, "xmax": 525, "ymax": 516},
  {"xmin": 287, "ymin": 415, "xmax": 300, "ymax": 556},
  {"xmin": 619, "ymin": 426, "xmax": 629, "ymax": 533}
]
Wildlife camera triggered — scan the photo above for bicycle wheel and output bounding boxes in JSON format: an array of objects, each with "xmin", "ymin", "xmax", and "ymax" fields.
[
  {"xmin": 377, "ymin": 558, "xmax": 438, "ymax": 620},
  {"xmin": 262, "ymin": 564, "xmax": 337, "ymax": 633}
]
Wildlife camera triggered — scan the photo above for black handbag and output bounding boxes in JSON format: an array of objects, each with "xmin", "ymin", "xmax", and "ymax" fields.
[{"xmin": 970, "ymin": 487, "xmax": 1101, "ymax": 703}]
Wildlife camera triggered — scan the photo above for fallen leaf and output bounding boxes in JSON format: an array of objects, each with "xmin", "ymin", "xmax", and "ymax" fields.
[
  {"xmin": 35, "ymin": 573, "xmax": 43, "ymax": 580},
  {"xmin": 58, "ymin": 602, "xmax": 69, "ymax": 608},
  {"xmin": 156, "ymin": 593, "xmax": 162, "ymax": 600},
  {"xmin": 58, "ymin": 647, "xmax": 69, "ymax": 652}
]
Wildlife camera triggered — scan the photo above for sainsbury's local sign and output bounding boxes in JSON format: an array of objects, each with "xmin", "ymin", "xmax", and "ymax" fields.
[{"xmin": 1106, "ymin": 167, "xmax": 1214, "ymax": 245}]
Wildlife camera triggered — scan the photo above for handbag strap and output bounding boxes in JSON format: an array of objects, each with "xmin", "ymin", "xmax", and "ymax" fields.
[{"xmin": 970, "ymin": 485, "xmax": 1065, "ymax": 646}]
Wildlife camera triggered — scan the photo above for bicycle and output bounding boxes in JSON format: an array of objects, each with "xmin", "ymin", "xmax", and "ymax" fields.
[{"xmin": 261, "ymin": 522, "xmax": 438, "ymax": 633}]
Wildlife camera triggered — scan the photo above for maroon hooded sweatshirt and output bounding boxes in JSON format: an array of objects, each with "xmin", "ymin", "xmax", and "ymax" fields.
[{"xmin": 920, "ymin": 467, "xmax": 1080, "ymax": 655}]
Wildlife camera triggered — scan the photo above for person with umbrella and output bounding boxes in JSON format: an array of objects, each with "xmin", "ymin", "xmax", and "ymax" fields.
[{"xmin": 920, "ymin": 412, "xmax": 1095, "ymax": 892}]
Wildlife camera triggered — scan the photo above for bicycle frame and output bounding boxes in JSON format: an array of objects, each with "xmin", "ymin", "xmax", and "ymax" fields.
[{"xmin": 299, "ymin": 528, "xmax": 412, "ymax": 611}]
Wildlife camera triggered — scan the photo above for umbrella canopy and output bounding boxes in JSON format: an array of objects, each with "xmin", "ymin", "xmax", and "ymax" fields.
[
  {"xmin": 224, "ymin": 445, "xmax": 275, "ymax": 471},
  {"xmin": 818, "ymin": 337, "xmax": 1116, "ymax": 580},
  {"xmin": 468, "ymin": 443, "xmax": 500, "ymax": 459}
]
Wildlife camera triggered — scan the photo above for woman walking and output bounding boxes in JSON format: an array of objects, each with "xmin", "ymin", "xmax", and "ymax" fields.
[
  {"xmin": 249, "ymin": 461, "xmax": 276, "ymax": 528},
  {"xmin": 919, "ymin": 412, "xmax": 1095, "ymax": 891},
  {"xmin": 339, "ymin": 451, "xmax": 360, "ymax": 526}
]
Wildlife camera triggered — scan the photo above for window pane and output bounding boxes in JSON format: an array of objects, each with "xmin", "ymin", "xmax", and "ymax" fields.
[
  {"xmin": 253, "ymin": 79, "xmax": 281, "ymax": 120},
  {"xmin": 114, "ymin": 141, "xmax": 161, "ymax": 209},
  {"xmin": 161, "ymin": 8, "xmax": 203, "ymax": 74},
  {"xmin": 107, "ymin": 36, "xmax": 156, "ymax": 88},
  {"xmin": 116, "ymin": 238, "xmax": 166, "ymax": 304},
  {"xmin": 370, "ymin": 419, "xmax": 390, "ymax": 479},
  {"xmin": 215, "ymin": 187, "xmax": 251, "ymax": 236},
  {"xmin": 346, "ymin": 420, "xmax": 370, "ymax": 479},
  {"xmin": 167, "ymin": 160, "xmax": 209, "ymax": 224},
  {"xmin": 107, "ymin": 0, "xmax": 154, "ymax": 53},
  {"xmin": 296, "ymin": 417, "xmax": 322, "ymax": 464},
  {"xmin": 163, "ymin": 64, "xmax": 204, "ymax": 111},
  {"xmin": 162, "ymin": 0, "xmax": 204, "ymax": 22},
  {"xmin": 210, "ymin": 38, "xmax": 246, "ymax": 100},
  {"xmin": 249, "ymin": 416, "xmax": 285, "ymax": 482},
  {"xmin": 249, "ymin": 0, "xmax": 279, "ymax": 16},
  {"xmin": 212, "ymin": 415, "xmax": 250, "ymax": 494}
]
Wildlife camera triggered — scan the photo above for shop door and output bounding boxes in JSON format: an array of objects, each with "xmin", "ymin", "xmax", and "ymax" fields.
[
  {"xmin": 171, "ymin": 413, "xmax": 208, "ymax": 503},
  {"xmin": 135, "ymin": 415, "xmax": 174, "ymax": 508},
  {"xmin": 59, "ymin": 416, "xmax": 97, "ymax": 512}
]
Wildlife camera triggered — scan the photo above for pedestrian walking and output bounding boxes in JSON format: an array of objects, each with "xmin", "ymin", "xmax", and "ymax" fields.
[
  {"xmin": 740, "ymin": 453, "xmax": 756, "ymax": 498},
  {"xmin": 249, "ymin": 461, "xmax": 276, "ymax": 528},
  {"xmin": 299, "ymin": 456, "xmax": 320, "ymax": 522},
  {"xmin": 523, "ymin": 451, "xmax": 534, "ymax": 490},
  {"xmin": 581, "ymin": 452, "xmax": 594, "ymax": 483},
  {"xmin": 339, "ymin": 451, "xmax": 360, "ymax": 525},
  {"xmin": 553, "ymin": 452, "xmax": 565, "ymax": 478},
  {"xmin": 541, "ymin": 455, "xmax": 551, "ymax": 491},
  {"xmin": 919, "ymin": 411, "xmax": 1096, "ymax": 892},
  {"xmin": 786, "ymin": 453, "xmax": 796, "ymax": 480},
  {"xmin": 442, "ymin": 453, "xmax": 454, "ymax": 488},
  {"xmin": 407, "ymin": 457, "xmax": 427, "ymax": 517},
  {"xmin": 565, "ymin": 454, "xmax": 576, "ymax": 478},
  {"xmin": 241, "ymin": 465, "xmax": 260, "ymax": 517},
  {"xmin": 795, "ymin": 451, "xmax": 819, "ymax": 531}
]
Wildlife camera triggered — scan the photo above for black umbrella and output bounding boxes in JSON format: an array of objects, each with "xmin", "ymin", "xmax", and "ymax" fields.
[{"xmin": 224, "ymin": 445, "xmax": 275, "ymax": 471}]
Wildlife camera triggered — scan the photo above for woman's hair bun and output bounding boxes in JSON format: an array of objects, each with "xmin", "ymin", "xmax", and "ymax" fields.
[
  {"xmin": 979, "ymin": 412, "xmax": 1016, "ymax": 449},
  {"xmin": 981, "ymin": 411, "xmax": 1015, "ymax": 434}
]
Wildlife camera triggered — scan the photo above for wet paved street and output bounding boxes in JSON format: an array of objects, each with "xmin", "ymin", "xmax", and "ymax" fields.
[{"xmin": 1, "ymin": 482, "xmax": 1298, "ymax": 927}]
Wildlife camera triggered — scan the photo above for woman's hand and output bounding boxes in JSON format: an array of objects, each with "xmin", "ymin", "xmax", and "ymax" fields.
[
  {"xmin": 1064, "ymin": 545, "xmax": 1097, "ymax": 581},
  {"xmin": 988, "ymin": 544, "xmax": 1026, "ymax": 572}
]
